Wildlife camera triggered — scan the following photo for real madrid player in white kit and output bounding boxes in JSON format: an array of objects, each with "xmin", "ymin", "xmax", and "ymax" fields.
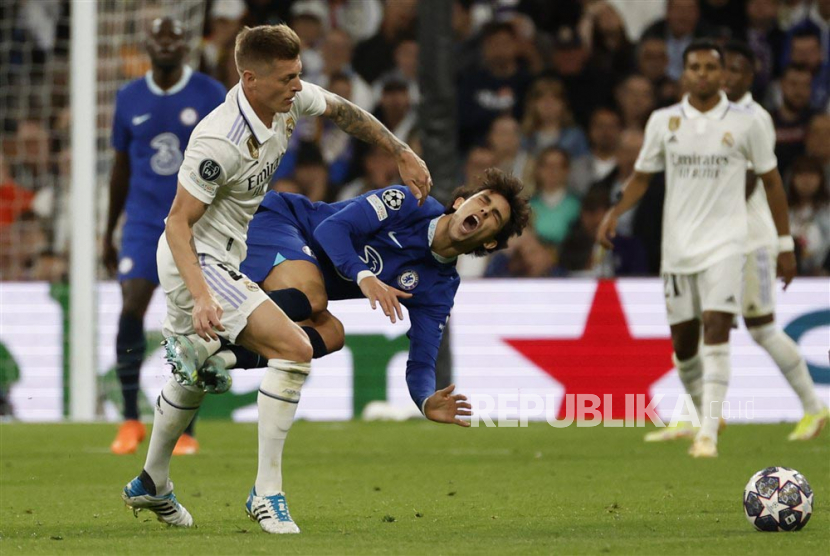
[
  {"xmin": 598, "ymin": 40, "xmax": 797, "ymax": 458},
  {"xmin": 721, "ymin": 42, "xmax": 827, "ymax": 439},
  {"xmin": 121, "ymin": 25, "xmax": 432, "ymax": 533},
  {"xmin": 642, "ymin": 42, "xmax": 830, "ymax": 445}
]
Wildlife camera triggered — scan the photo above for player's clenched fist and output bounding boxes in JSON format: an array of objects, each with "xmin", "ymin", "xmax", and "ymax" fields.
[
  {"xmin": 358, "ymin": 274, "xmax": 412, "ymax": 324},
  {"xmin": 192, "ymin": 293, "xmax": 225, "ymax": 341},
  {"xmin": 596, "ymin": 211, "xmax": 618, "ymax": 250},
  {"xmin": 396, "ymin": 148, "xmax": 432, "ymax": 206}
]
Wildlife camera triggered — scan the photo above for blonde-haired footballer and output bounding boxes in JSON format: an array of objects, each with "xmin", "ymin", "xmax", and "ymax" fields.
[{"xmin": 120, "ymin": 24, "xmax": 432, "ymax": 534}]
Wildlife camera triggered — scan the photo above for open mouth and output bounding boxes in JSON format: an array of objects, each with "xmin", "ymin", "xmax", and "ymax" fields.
[{"xmin": 461, "ymin": 214, "xmax": 480, "ymax": 234}]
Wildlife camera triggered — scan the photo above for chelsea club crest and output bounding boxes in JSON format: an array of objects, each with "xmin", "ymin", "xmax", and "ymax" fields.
[{"xmin": 397, "ymin": 270, "xmax": 419, "ymax": 291}]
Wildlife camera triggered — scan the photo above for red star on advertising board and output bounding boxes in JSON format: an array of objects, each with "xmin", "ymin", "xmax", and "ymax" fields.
[{"xmin": 505, "ymin": 281, "xmax": 674, "ymax": 419}]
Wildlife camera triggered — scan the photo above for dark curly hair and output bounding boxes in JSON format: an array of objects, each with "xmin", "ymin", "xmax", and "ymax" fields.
[{"xmin": 444, "ymin": 168, "xmax": 531, "ymax": 257}]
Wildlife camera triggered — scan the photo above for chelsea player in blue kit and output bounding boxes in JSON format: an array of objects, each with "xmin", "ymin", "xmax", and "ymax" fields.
[
  {"xmin": 204, "ymin": 169, "xmax": 530, "ymax": 423},
  {"xmin": 103, "ymin": 17, "xmax": 226, "ymax": 455}
]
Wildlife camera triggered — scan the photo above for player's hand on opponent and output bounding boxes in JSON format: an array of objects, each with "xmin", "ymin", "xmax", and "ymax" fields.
[
  {"xmin": 102, "ymin": 235, "xmax": 119, "ymax": 276},
  {"xmin": 396, "ymin": 148, "xmax": 432, "ymax": 206},
  {"xmin": 192, "ymin": 293, "xmax": 225, "ymax": 341},
  {"xmin": 359, "ymin": 275, "xmax": 412, "ymax": 324},
  {"xmin": 777, "ymin": 251, "xmax": 796, "ymax": 290},
  {"xmin": 596, "ymin": 211, "xmax": 618, "ymax": 249},
  {"xmin": 424, "ymin": 384, "xmax": 472, "ymax": 427}
]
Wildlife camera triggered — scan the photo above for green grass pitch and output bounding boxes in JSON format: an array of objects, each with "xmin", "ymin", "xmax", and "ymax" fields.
[{"xmin": 1, "ymin": 421, "xmax": 828, "ymax": 555}]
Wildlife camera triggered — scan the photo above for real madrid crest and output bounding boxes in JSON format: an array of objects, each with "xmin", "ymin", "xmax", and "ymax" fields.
[
  {"xmin": 721, "ymin": 132, "xmax": 734, "ymax": 147},
  {"xmin": 668, "ymin": 116, "xmax": 680, "ymax": 131},
  {"xmin": 286, "ymin": 116, "xmax": 296, "ymax": 139},
  {"xmin": 243, "ymin": 279, "xmax": 259, "ymax": 292},
  {"xmin": 247, "ymin": 135, "xmax": 260, "ymax": 159}
]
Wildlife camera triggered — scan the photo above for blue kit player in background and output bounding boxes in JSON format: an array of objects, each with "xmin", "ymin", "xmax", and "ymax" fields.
[
  {"xmin": 103, "ymin": 17, "xmax": 226, "ymax": 455},
  {"xmin": 199, "ymin": 169, "xmax": 530, "ymax": 422}
]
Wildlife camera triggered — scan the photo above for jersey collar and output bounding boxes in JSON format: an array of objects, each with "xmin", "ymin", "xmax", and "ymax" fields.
[
  {"xmin": 429, "ymin": 216, "xmax": 457, "ymax": 264},
  {"xmin": 681, "ymin": 91, "xmax": 730, "ymax": 120},
  {"xmin": 145, "ymin": 65, "xmax": 192, "ymax": 96},
  {"xmin": 236, "ymin": 84, "xmax": 274, "ymax": 144},
  {"xmin": 736, "ymin": 91, "xmax": 754, "ymax": 108}
]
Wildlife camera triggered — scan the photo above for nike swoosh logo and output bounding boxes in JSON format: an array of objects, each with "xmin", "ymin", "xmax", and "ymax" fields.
[
  {"xmin": 132, "ymin": 113, "xmax": 151, "ymax": 126},
  {"xmin": 388, "ymin": 231, "xmax": 402, "ymax": 249}
]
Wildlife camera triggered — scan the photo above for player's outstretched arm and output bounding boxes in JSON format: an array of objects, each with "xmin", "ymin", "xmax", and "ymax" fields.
[
  {"xmin": 597, "ymin": 171, "xmax": 652, "ymax": 249},
  {"xmin": 103, "ymin": 150, "xmax": 131, "ymax": 275},
  {"xmin": 322, "ymin": 91, "xmax": 432, "ymax": 204},
  {"xmin": 424, "ymin": 384, "xmax": 473, "ymax": 427},
  {"xmin": 758, "ymin": 169, "xmax": 797, "ymax": 289},
  {"xmin": 165, "ymin": 183, "xmax": 225, "ymax": 340}
]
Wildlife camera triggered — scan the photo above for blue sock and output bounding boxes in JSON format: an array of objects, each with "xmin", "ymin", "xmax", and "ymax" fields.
[
  {"xmin": 116, "ymin": 313, "xmax": 145, "ymax": 420},
  {"xmin": 267, "ymin": 288, "xmax": 312, "ymax": 322},
  {"xmin": 227, "ymin": 344, "xmax": 266, "ymax": 369},
  {"xmin": 302, "ymin": 326, "xmax": 328, "ymax": 359}
]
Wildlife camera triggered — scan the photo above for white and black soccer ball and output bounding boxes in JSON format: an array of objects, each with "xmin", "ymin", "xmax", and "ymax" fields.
[{"xmin": 743, "ymin": 467, "xmax": 813, "ymax": 532}]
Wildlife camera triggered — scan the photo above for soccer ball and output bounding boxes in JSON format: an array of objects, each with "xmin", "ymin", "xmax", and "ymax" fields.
[{"xmin": 743, "ymin": 467, "xmax": 813, "ymax": 531}]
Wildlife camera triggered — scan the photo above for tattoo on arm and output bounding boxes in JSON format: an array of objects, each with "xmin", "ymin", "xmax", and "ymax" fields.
[{"xmin": 326, "ymin": 93, "xmax": 407, "ymax": 156}]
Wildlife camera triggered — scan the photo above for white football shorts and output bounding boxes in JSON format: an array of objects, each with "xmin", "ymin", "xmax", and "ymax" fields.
[
  {"xmin": 663, "ymin": 254, "xmax": 745, "ymax": 326},
  {"xmin": 157, "ymin": 233, "xmax": 269, "ymax": 343}
]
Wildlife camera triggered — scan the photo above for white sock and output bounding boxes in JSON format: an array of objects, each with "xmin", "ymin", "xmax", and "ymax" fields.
[
  {"xmin": 699, "ymin": 343, "xmax": 730, "ymax": 442},
  {"xmin": 214, "ymin": 349, "xmax": 238, "ymax": 368},
  {"xmin": 185, "ymin": 334, "xmax": 221, "ymax": 368},
  {"xmin": 749, "ymin": 323, "xmax": 824, "ymax": 414},
  {"xmin": 255, "ymin": 359, "xmax": 310, "ymax": 496},
  {"xmin": 674, "ymin": 352, "xmax": 703, "ymax": 416},
  {"xmin": 143, "ymin": 378, "xmax": 205, "ymax": 493}
]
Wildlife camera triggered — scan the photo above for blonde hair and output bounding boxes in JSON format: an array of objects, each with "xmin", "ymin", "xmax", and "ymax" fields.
[
  {"xmin": 521, "ymin": 77, "xmax": 575, "ymax": 135},
  {"xmin": 234, "ymin": 25, "xmax": 301, "ymax": 74}
]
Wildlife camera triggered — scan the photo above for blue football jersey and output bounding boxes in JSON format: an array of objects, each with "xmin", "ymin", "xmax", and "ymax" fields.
[
  {"xmin": 111, "ymin": 66, "xmax": 226, "ymax": 228},
  {"xmin": 252, "ymin": 187, "xmax": 461, "ymax": 409}
]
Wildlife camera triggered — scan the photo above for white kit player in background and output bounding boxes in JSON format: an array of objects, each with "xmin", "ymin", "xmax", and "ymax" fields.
[
  {"xmin": 721, "ymin": 41, "xmax": 828, "ymax": 440},
  {"xmin": 121, "ymin": 24, "xmax": 432, "ymax": 533},
  {"xmin": 597, "ymin": 40, "xmax": 797, "ymax": 458}
]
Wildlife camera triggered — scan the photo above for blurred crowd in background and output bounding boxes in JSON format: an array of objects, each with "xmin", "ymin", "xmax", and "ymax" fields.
[{"xmin": 1, "ymin": 0, "xmax": 829, "ymax": 283}]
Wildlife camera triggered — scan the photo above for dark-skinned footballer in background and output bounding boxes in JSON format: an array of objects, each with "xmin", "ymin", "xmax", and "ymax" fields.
[
  {"xmin": 597, "ymin": 39, "xmax": 796, "ymax": 458},
  {"xmin": 719, "ymin": 40, "xmax": 827, "ymax": 441},
  {"xmin": 104, "ymin": 17, "xmax": 226, "ymax": 455}
]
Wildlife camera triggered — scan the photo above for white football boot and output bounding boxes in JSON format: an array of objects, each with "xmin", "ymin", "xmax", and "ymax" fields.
[
  {"xmin": 122, "ymin": 472, "xmax": 193, "ymax": 527},
  {"xmin": 245, "ymin": 487, "xmax": 300, "ymax": 534},
  {"xmin": 644, "ymin": 421, "xmax": 695, "ymax": 442},
  {"xmin": 688, "ymin": 435, "xmax": 718, "ymax": 458}
]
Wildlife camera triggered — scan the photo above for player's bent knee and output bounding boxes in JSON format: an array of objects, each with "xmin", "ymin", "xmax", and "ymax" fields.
[
  {"xmin": 282, "ymin": 327, "xmax": 313, "ymax": 362},
  {"xmin": 329, "ymin": 317, "xmax": 345, "ymax": 353},
  {"xmin": 702, "ymin": 313, "xmax": 732, "ymax": 343},
  {"xmin": 747, "ymin": 322, "xmax": 775, "ymax": 344},
  {"xmin": 306, "ymin": 288, "xmax": 328, "ymax": 315}
]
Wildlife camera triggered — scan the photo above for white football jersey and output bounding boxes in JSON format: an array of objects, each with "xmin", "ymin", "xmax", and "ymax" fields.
[
  {"xmin": 176, "ymin": 80, "xmax": 327, "ymax": 264},
  {"xmin": 635, "ymin": 92, "xmax": 777, "ymax": 274},
  {"xmin": 736, "ymin": 92, "xmax": 779, "ymax": 253}
]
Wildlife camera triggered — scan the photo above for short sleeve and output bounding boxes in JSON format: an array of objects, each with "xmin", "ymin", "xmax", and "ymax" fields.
[
  {"xmin": 177, "ymin": 135, "xmax": 240, "ymax": 204},
  {"xmin": 111, "ymin": 90, "xmax": 131, "ymax": 152},
  {"xmin": 744, "ymin": 115, "xmax": 778, "ymax": 176},
  {"xmin": 292, "ymin": 80, "xmax": 327, "ymax": 118},
  {"xmin": 634, "ymin": 112, "xmax": 666, "ymax": 173}
]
